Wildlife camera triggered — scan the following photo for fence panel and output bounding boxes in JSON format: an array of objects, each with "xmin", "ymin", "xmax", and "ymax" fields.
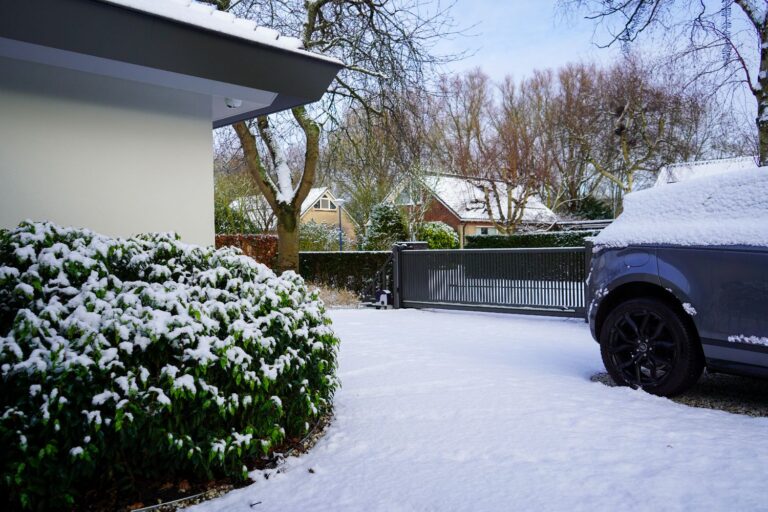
[{"xmin": 397, "ymin": 247, "xmax": 588, "ymax": 317}]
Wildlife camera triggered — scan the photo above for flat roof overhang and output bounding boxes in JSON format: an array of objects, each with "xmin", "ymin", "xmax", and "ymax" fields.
[{"xmin": 0, "ymin": 0, "xmax": 343, "ymax": 127}]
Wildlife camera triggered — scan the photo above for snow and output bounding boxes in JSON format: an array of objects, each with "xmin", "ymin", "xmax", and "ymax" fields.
[
  {"xmin": 593, "ymin": 166, "xmax": 768, "ymax": 249},
  {"xmin": 189, "ymin": 309, "xmax": 768, "ymax": 512},
  {"xmin": 419, "ymin": 175, "xmax": 558, "ymax": 225},
  {"xmin": 172, "ymin": 374, "xmax": 197, "ymax": 394},
  {"xmin": 274, "ymin": 159, "xmax": 296, "ymax": 205},
  {"xmin": 99, "ymin": 1, "xmax": 342, "ymax": 65},
  {"xmin": 682, "ymin": 303, "xmax": 697, "ymax": 316},
  {"xmin": 654, "ymin": 156, "xmax": 757, "ymax": 187},
  {"xmin": 728, "ymin": 335, "xmax": 768, "ymax": 347}
]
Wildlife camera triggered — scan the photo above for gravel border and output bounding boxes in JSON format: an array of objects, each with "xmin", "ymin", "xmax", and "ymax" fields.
[{"xmin": 591, "ymin": 371, "xmax": 768, "ymax": 417}]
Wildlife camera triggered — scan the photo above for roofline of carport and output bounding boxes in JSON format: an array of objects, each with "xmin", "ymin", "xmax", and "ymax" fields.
[
  {"xmin": 0, "ymin": 0, "xmax": 344, "ymax": 124},
  {"xmin": 213, "ymin": 93, "xmax": 310, "ymax": 129}
]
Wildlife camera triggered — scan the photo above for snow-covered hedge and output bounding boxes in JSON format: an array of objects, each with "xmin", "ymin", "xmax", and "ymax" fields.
[{"xmin": 0, "ymin": 221, "xmax": 340, "ymax": 509}]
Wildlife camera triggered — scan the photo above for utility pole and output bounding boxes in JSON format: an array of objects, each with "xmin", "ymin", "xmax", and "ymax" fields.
[{"xmin": 336, "ymin": 199, "xmax": 346, "ymax": 251}]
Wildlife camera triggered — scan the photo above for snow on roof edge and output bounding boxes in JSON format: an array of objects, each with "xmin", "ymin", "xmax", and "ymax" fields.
[
  {"xmin": 300, "ymin": 187, "xmax": 328, "ymax": 215},
  {"xmin": 100, "ymin": 0, "xmax": 344, "ymax": 66}
]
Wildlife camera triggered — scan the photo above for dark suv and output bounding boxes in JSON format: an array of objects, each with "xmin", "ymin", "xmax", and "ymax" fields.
[
  {"xmin": 587, "ymin": 244, "xmax": 768, "ymax": 396},
  {"xmin": 585, "ymin": 158, "xmax": 768, "ymax": 397},
  {"xmin": 588, "ymin": 245, "xmax": 768, "ymax": 396}
]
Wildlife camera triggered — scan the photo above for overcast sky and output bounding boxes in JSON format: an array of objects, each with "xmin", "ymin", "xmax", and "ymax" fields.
[{"xmin": 437, "ymin": 0, "xmax": 622, "ymax": 82}]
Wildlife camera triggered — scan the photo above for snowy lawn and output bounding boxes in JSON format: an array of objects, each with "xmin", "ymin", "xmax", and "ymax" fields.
[{"xmin": 190, "ymin": 309, "xmax": 768, "ymax": 512}]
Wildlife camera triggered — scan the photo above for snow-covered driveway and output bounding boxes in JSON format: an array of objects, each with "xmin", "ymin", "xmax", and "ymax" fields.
[{"xmin": 191, "ymin": 309, "xmax": 768, "ymax": 512}]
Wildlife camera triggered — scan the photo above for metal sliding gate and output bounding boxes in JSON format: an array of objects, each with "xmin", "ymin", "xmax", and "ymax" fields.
[{"xmin": 393, "ymin": 246, "xmax": 589, "ymax": 318}]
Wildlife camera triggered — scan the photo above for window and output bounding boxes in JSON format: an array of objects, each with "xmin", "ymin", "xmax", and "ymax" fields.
[
  {"xmin": 396, "ymin": 189, "xmax": 413, "ymax": 205},
  {"xmin": 479, "ymin": 226, "xmax": 497, "ymax": 235},
  {"xmin": 395, "ymin": 185, "xmax": 422, "ymax": 206},
  {"xmin": 314, "ymin": 196, "xmax": 336, "ymax": 210}
]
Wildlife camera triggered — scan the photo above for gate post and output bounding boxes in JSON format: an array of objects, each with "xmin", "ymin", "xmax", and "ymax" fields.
[
  {"xmin": 391, "ymin": 243, "xmax": 403, "ymax": 309},
  {"xmin": 584, "ymin": 241, "xmax": 594, "ymax": 322}
]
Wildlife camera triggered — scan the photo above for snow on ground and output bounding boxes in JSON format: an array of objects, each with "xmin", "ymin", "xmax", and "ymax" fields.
[{"xmin": 189, "ymin": 309, "xmax": 768, "ymax": 512}]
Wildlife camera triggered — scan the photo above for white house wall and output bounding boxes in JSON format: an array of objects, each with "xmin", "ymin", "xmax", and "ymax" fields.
[{"xmin": 0, "ymin": 56, "xmax": 215, "ymax": 245}]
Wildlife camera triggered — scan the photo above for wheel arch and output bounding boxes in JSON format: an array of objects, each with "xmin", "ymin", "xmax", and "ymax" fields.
[{"xmin": 595, "ymin": 282, "xmax": 700, "ymax": 344}]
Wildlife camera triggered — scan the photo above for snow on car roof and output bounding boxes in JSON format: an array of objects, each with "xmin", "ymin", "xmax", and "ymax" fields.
[
  {"xmin": 654, "ymin": 156, "xmax": 757, "ymax": 187},
  {"xmin": 100, "ymin": 0, "xmax": 343, "ymax": 65},
  {"xmin": 593, "ymin": 166, "xmax": 768, "ymax": 249}
]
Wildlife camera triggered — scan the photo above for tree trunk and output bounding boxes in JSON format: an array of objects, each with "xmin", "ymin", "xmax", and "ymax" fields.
[
  {"xmin": 758, "ymin": 26, "xmax": 768, "ymax": 166},
  {"xmin": 758, "ymin": 115, "xmax": 768, "ymax": 167},
  {"xmin": 275, "ymin": 206, "xmax": 300, "ymax": 273}
]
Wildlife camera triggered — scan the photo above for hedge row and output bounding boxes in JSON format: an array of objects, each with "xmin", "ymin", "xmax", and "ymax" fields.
[
  {"xmin": 215, "ymin": 234, "xmax": 278, "ymax": 267},
  {"xmin": 299, "ymin": 251, "xmax": 391, "ymax": 295},
  {"xmin": 464, "ymin": 230, "xmax": 599, "ymax": 249}
]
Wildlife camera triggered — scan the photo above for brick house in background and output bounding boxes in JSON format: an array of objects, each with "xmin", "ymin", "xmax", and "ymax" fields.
[{"xmin": 386, "ymin": 174, "xmax": 558, "ymax": 248}]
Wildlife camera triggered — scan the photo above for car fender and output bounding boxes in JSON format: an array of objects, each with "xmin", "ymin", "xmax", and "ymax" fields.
[{"xmin": 587, "ymin": 247, "xmax": 660, "ymax": 339}]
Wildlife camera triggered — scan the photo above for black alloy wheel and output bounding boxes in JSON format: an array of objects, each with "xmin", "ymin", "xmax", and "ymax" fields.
[{"xmin": 599, "ymin": 298, "xmax": 704, "ymax": 396}]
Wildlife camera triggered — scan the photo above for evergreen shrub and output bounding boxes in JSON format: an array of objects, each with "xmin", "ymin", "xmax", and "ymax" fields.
[
  {"xmin": 0, "ymin": 221, "xmax": 339, "ymax": 509},
  {"xmin": 362, "ymin": 204, "xmax": 408, "ymax": 250},
  {"xmin": 416, "ymin": 222, "xmax": 459, "ymax": 249}
]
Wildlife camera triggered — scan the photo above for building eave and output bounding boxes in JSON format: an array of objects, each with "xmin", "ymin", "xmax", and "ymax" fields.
[{"xmin": 0, "ymin": 0, "xmax": 344, "ymax": 126}]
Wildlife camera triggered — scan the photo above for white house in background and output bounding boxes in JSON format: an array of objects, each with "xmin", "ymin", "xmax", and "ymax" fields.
[
  {"xmin": 654, "ymin": 156, "xmax": 757, "ymax": 187},
  {"xmin": 232, "ymin": 187, "xmax": 357, "ymax": 240},
  {"xmin": 0, "ymin": 0, "xmax": 342, "ymax": 245},
  {"xmin": 387, "ymin": 174, "xmax": 558, "ymax": 246}
]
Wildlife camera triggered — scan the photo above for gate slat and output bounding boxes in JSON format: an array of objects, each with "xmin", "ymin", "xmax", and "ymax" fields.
[{"xmin": 398, "ymin": 246, "xmax": 587, "ymax": 318}]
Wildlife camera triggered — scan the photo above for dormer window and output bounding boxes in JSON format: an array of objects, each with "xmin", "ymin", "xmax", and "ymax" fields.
[{"xmin": 314, "ymin": 195, "xmax": 337, "ymax": 210}]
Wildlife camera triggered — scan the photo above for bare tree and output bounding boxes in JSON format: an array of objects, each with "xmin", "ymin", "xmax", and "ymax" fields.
[
  {"xmin": 322, "ymin": 110, "xmax": 400, "ymax": 232},
  {"xmin": 322, "ymin": 88, "xmax": 439, "ymax": 235},
  {"xmin": 434, "ymin": 70, "xmax": 552, "ymax": 234},
  {"xmin": 567, "ymin": 0, "xmax": 768, "ymax": 164},
  {"xmin": 207, "ymin": 0, "xmax": 461, "ymax": 271},
  {"xmin": 540, "ymin": 64, "xmax": 604, "ymax": 213},
  {"xmin": 571, "ymin": 54, "xmax": 743, "ymax": 214},
  {"xmin": 432, "ymin": 57, "xmax": 743, "ymax": 221},
  {"xmin": 434, "ymin": 70, "xmax": 496, "ymax": 178}
]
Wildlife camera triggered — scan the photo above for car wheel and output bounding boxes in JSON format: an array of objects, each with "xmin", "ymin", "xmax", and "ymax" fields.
[{"xmin": 599, "ymin": 298, "xmax": 704, "ymax": 396}]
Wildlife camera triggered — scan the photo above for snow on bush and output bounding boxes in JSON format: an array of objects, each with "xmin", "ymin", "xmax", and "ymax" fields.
[
  {"xmin": 593, "ymin": 166, "xmax": 768, "ymax": 249},
  {"xmin": 0, "ymin": 221, "xmax": 340, "ymax": 509},
  {"xmin": 362, "ymin": 204, "xmax": 408, "ymax": 250},
  {"xmin": 300, "ymin": 220, "xmax": 351, "ymax": 251},
  {"xmin": 416, "ymin": 222, "xmax": 459, "ymax": 249}
]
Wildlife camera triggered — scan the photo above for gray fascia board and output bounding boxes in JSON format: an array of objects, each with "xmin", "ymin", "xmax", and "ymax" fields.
[
  {"xmin": 0, "ymin": 0, "xmax": 343, "ymax": 121},
  {"xmin": 213, "ymin": 94, "xmax": 310, "ymax": 128}
]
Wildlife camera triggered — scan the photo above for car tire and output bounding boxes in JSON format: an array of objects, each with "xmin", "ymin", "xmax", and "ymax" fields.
[{"xmin": 599, "ymin": 297, "xmax": 704, "ymax": 396}]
